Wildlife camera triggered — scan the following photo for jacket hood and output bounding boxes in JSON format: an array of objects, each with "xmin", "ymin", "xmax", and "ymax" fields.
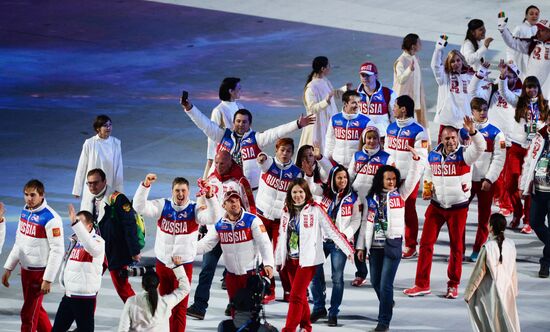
[{"xmin": 325, "ymin": 165, "xmax": 352, "ymax": 197}]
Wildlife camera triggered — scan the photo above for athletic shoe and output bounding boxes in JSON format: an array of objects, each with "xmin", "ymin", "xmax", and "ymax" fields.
[
  {"xmin": 351, "ymin": 277, "xmax": 368, "ymax": 287},
  {"xmin": 520, "ymin": 224, "xmax": 533, "ymax": 234},
  {"xmin": 508, "ymin": 218, "xmax": 520, "ymax": 229},
  {"xmin": 327, "ymin": 316, "xmax": 338, "ymax": 327},
  {"xmin": 445, "ymin": 287, "xmax": 458, "ymax": 299},
  {"xmin": 403, "ymin": 285, "xmax": 431, "ymax": 297},
  {"xmin": 402, "ymin": 247, "xmax": 418, "ymax": 259},
  {"xmin": 283, "ymin": 291, "xmax": 290, "ymax": 302},
  {"xmin": 539, "ymin": 264, "xmax": 549, "ymax": 278},
  {"xmin": 499, "ymin": 208, "xmax": 512, "ymax": 217},
  {"xmin": 186, "ymin": 304, "xmax": 205, "ymax": 320},
  {"xmin": 370, "ymin": 323, "xmax": 389, "ymax": 332},
  {"xmin": 310, "ymin": 308, "xmax": 327, "ymax": 323},
  {"xmin": 469, "ymin": 252, "xmax": 479, "ymax": 263},
  {"xmin": 262, "ymin": 293, "xmax": 275, "ymax": 304},
  {"xmin": 221, "ymin": 277, "xmax": 227, "ymax": 290},
  {"xmin": 224, "ymin": 303, "xmax": 232, "ymax": 317}
]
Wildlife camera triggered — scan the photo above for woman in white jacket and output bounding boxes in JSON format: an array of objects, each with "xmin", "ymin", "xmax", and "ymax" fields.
[
  {"xmin": 276, "ymin": 178, "xmax": 353, "ymax": 332},
  {"xmin": 460, "ymin": 19, "xmax": 494, "ymax": 71},
  {"xmin": 72, "ymin": 115, "xmax": 123, "ymax": 213},
  {"xmin": 464, "ymin": 213, "xmax": 520, "ymax": 332},
  {"xmin": 356, "ymin": 147, "xmax": 423, "ymax": 332},
  {"xmin": 432, "ymin": 35, "xmax": 475, "ymax": 133},
  {"xmin": 506, "ymin": 5, "xmax": 540, "ymax": 79},
  {"xmin": 299, "ymin": 56, "xmax": 350, "ymax": 151},
  {"xmin": 118, "ymin": 256, "xmax": 190, "ymax": 332}
]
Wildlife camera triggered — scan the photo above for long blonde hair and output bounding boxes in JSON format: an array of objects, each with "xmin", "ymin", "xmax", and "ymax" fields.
[{"xmin": 444, "ymin": 50, "xmax": 470, "ymax": 74}]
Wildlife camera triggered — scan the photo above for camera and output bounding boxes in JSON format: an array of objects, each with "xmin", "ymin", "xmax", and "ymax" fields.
[{"xmin": 119, "ymin": 256, "xmax": 156, "ymax": 278}]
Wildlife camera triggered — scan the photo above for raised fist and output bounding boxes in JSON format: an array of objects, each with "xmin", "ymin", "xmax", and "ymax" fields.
[
  {"xmin": 497, "ymin": 12, "xmax": 508, "ymax": 31},
  {"xmin": 436, "ymin": 34, "xmax": 448, "ymax": 49}
]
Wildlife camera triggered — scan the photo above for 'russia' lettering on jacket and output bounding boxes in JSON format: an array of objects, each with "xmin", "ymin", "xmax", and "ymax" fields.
[
  {"xmin": 217, "ymin": 129, "xmax": 262, "ymax": 161},
  {"xmin": 261, "ymin": 162, "xmax": 302, "ymax": 192},
  {"xmin": 358, "ymin": 90, "xmax": 389, "ymax": 116},
  {"xmin": 429, "ymin": 152, "xmax": 471, "ymax": 177},
  {"xmin": 20, "ymin": 210, "xmax": 50, "ymax": 238},
  {"xmin": 157, "ymin": 200, "xmax": 199, "ymax": 235},
  {"xmin": 334, "ymin": 127, "xmax": 363, "ymax": 140},
  {"xmin": 69, "ymin": 244, "xmax": 94, "ymax": 263},
  {"xmin": 320, "ymin": 193, "xmax": 358, "ymax": 218},
  {"xmin": 215, "ymin": 214, "xmax": 255, "ymax": 245}
]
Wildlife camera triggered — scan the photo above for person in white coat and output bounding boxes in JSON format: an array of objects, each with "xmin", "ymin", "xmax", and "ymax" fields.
[
  {"xmin": 464, "ymin": 213, "xmax": 520, "ymax": 332},
  {"xmin": 72, "ymin": 115, "xmax": 123, "ymax": 213},
  {"xmin": 299, "ymin": 56, "xmax": 351, "ymax": 151},
  {"xmin": 118, "ymin": 256, "xmax": 191, "ymax": 332},
  {"xmin": 460, "ymin": 19, "xmax": 494, "ymax": 71},
  {"xmin": 275, "ymin": 178, "xmax": 353, "ymax": 332},
  {"xmin": 506, "ymin": 5, "xmax": 540, "ymax": 79},
  {"xmin": 52, "ymin": 205, "xmax": 105, "ymax": 332},
  {"xmin": 203, "ymin": 77, "xmax": 244, "ymax": 178},
  {"xmin": 0, "ymin": 202, "xmax": 5, "ymax": 255}
]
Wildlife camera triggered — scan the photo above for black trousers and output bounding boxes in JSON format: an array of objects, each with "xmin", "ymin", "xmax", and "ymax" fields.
[{"xmin": 52, "ymin": 295, "xmax": 96, "ymax": 332}]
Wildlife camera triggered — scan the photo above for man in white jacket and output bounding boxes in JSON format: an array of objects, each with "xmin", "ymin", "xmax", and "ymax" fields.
[
  {"xmin": 404, "ymin": 117, "xmax": 486, "ymax": 299},
  {"xmin": 325, "ymin": 90, "xmax": 372, "ymax": 166},
  {"xmin": 197, "ymin": 190, "xmax": 274, "ymax": 317},
  {"xmin": 2, "ymin": 179, "xmax": 65, "ymax": 332},
  {"xmin": 52, "ymin": 205, "xmax": 105, "ymax": 331},
  {"xmin": 133, "ymin": 173, "xmax": 221, "ymax": 331},
  {"xmin": 180, "ymin": 92, "xmax": 314, "ymax": 189}
]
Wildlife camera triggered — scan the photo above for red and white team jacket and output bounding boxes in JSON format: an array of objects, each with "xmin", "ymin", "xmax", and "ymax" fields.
[
  {"xmin": 133, "ymin": 184, "xmax": 222, "ymax": 266},
  {"xmin": 520, "ymin": 127, "xmax": 550, "ymax": 195},
  {"xmin": 324, "ymin": 111, "xmax": 372, "ymax": 166},
  {"xmin": 432, "ymin": 47, "xmax": 474, "ymax": 128},
  {"xmin": 468, "ymin": 74, "xmax": 521, "ymax": 145},
  {"xmin": 425, "ymin": 132, "xmax": 486, "ymax": 209},
  {"xmin": 275, "ymin": 202, "xmax": 354, "ymax": 269},
  {"xmin": 255, "ymin": 154, "xmax": 302, "ymax": 220},
  {"xmin": 385, "ymin": 118, "xmax": 429, "ymax": 179},
  {"xmin": 357, "ymin": 82, "xmax": 396, "ymax": 136},
  {"xmin": 59, "ymin": 221, "xmax": 105, "ymax": 297},
  {"xmin": 185, "ymin": 105, "xmax": 300, "ymax": 188},
  {"xmin": 197, "ymin": 210, "xmax": 274, "ymax": 275},
  {"xmin": 4, "ymin": 199, "xmax": 65, "ymax": 282},
  {"xmin": 357, "ymin": 156, "xmax": 424, "ymax": 253},
  {"xmin": 204, "ymin": 163, "xmax": 256, "ymax": 214},
  {"xmin": 348, "ymin": 147, "xmax": 395, "ymax": 202},
  {"xmin": 459, "ymin": 122, "xmax": 506, "ymax": 183}
]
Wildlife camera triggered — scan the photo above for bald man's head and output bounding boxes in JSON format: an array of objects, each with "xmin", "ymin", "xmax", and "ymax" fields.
[
  {"xmin": 215, "ymin": 151, "xmax": 233, "ymax": 175},
  {"xmin": 440, "ymin": 126, "xmax": 459, "ymax": 154}
]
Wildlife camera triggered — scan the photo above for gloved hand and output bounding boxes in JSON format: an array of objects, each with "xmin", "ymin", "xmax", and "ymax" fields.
[
  {"xmin": 436, "ymin": 34, "xmax": 448, "ymax": 49},
  {"xmin": 497, "ymin": 11, "xmax": 508, "ymax": 32}
]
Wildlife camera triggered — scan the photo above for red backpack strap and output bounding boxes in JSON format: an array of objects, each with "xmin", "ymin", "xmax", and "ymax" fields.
[{"xmin": 109, "ymin": 191, "xmax": 121, "ymax": 205}]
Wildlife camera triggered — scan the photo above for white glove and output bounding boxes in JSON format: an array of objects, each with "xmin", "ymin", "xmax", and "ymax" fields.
[
  {"xmin": 435, "ymin": 34, "xmax": 448, "ymax": 50},
  {"xmin": 497, "ymin": 12, "xmax": 508, "ymax": 32},
  {"xmin": 477, "ymin": 66, "xmax": 490, "ymax": 79}
]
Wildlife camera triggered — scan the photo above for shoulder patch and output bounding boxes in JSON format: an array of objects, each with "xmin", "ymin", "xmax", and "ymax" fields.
[
  {"xmin": 259, "ymin": 224, "xmax": 267, "ymax": 233},
  {"xmin": 499, "ymin": 141, "xmax": 506, "ymax": 149},
  {"xmin": 421, "ymin": 140, "xmax": 429, "ymax": 149},
  {"xmin": 52, "ymin": 228, "xmax": 61, "ymax": 237}
]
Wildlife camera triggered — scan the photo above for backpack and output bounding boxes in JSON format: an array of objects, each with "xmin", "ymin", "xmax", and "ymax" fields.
[{"xmin": 109, "ymin": 192, "xmax": 146, "ymax": 250}]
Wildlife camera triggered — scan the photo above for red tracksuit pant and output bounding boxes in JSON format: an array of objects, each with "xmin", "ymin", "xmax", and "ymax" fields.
[
  {"xmin": 225, "ymin": 272, "xmax": 253, "ymax": 318},
  {"xmin": 470, "ymin": 181, "xmax": 495, "ymax": 253},
  {"xmin": 109, "ymin": 266, "xmax": 135, "ymax": 303},
  {"xmin": 282, "ymin": 259, "xmax": 317, "ymax": 332},
  {"xmin": 493, "ymin": 160, "xmax": 511, "ymax": 210},
  {"xmin": 404, "ymin": 182, "xmax": 420, "ymax": 249},
  {"xmin": 156, "ymin": 261, "xmax": 193, "ymax": 332},
  {"xmin": 505, "ymin": 144, "xmax": 531, "ymax": 224},
  {"xmin": 20, "ymin": 268, "xmax": 51, "ymax": 332},
  {"xmin": 415, "ymin": 203, "xmax": 468, "ymax": 289}
]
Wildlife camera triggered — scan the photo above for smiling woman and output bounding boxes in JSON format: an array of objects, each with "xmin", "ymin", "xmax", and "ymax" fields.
[{"xmin": 72, "ymin": 114, "xmax": 124, "ymax": 213}]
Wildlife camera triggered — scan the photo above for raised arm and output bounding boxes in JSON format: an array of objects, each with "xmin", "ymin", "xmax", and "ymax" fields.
[
  {"xmin": 72, "ymin": 218, "xmax": 104, "ymax": 258},
  {"xmin": 132, "ymin": 174, "xmax": 164, "ymax": 220},
  {"xmin": 163, "ymin": 262, "xmax": 191, "ymax": 310},
  {"xmin": 467, "ymin": 64, "xmax": 492, "ymax": 100},
  {"xmin": 256, "ymin": 114, "xmax": 314, "ymax": 148},
  {"xmin": 180, "ymin": 96, "xmax": 226, "ymax": 143},
  {"xmin": 431, "ymin": 35, "xmax": 449, "ymax": 86},
  {"xmin": 497, "ymin": 59, "xmax": 519, "ymax": 106},
  {"xmin": 462, "ymin": 117, "xmax": 487, "ymax": 166}
]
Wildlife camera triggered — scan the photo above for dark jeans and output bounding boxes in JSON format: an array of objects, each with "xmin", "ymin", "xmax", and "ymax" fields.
[
  {"xmin": 52, "ymin": 295, "xmax": 96, "ymax": 332},
  {"xmin": 354, "ymin": 230, "xmax": 368, "ymax": 278},
  {"xmin": 369, "ymin": 245, "xmax": 401, "ymax": 328},
  {"xmin": 193, "ymin": 242, "xmax": 223, "ymax": 313},
  {"xmin": 310, "ymin": 240, "xmax": 348, "ymax": 318},
  {"xmin": 531, "ymin": 191, "xmax": 550, "ymax": 266}
]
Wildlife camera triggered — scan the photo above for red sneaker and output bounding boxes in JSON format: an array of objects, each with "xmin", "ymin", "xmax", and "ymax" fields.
[
  {"xmin": 262, "ymin": 293, "xmax": 275, "ymax": 304},
  {"xmin": 402, "ymin": 247, "xmax": 418, "ymax": 259},
  {"xmin": 499, "ymin": 208, "xmax": 512, "ymax": 217},
  {"xmin": 520, "ymin": 224, "xmax": 533, "ymax": 234},
  {"xmin": 283, "ymin": 291, "xmax": 290, "ymax": 302},
  {"xmin": 445, "ymin": 287, "xmax": 458, "ymax": 299},
  {"xmin": 351, "ymin": 277, "xmax": 367, "ymax": 287},
  {"xmin": 403, "ymin": 285, "xmax": 431, "ymax": 297}
]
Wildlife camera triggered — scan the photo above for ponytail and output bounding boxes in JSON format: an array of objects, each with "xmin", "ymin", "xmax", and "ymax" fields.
[
  {"xmin": 489, "ymin": 213, "xmax": 507, "ymax": 264},
  {"xmin": 142, "ymin": 271, "xmax": 160, "ymax": 316},
  {"xmin": 304, "ymin": 56, "xmax": 329, "ymax": 89}
]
